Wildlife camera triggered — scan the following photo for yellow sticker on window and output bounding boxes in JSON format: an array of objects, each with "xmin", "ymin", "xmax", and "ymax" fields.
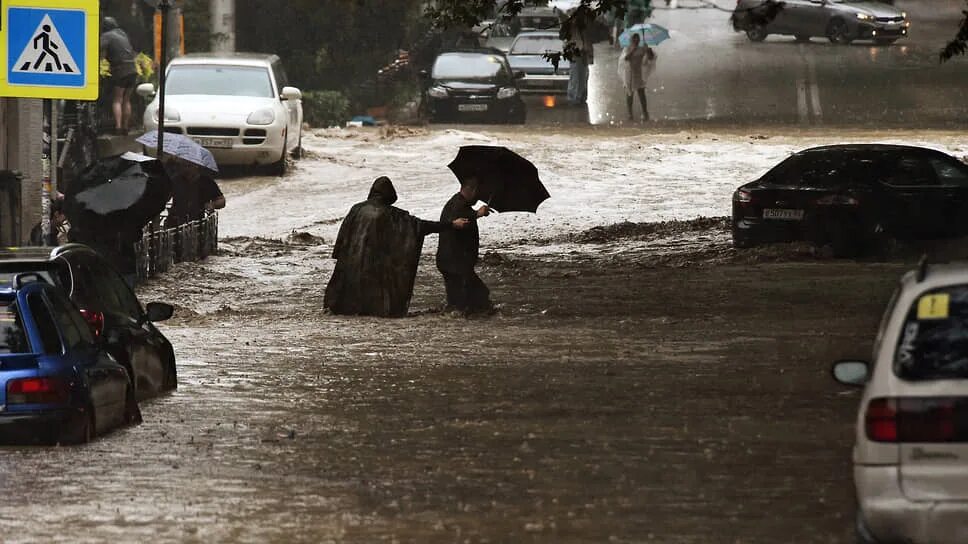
[{"xmin": 918, "ymin": 293, "xmax": 950, "ymax": 320}]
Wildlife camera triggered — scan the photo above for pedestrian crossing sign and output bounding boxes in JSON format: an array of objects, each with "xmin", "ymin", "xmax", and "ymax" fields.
[{"xmin": 0, "ymin": 0, "xmax": 99, "ymax": 100}]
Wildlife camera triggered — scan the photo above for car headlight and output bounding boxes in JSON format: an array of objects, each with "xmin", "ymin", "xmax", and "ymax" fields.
[
  {"xmin": 497, "ymin": 87, "xmax": 518, "ymax": 99},
  {"xmin": 428, "ymin": 86, "xmax": 449, "ymax": 99},
  {"xmin": 151, "ymin": 106, "xmax": 180, "ymax": 123},
  {"xmin": 856, "ymin": 13, "xmax": 874, "ymax": 21},
  {"xmin": 247, "ymin": 108, "xmax": 275, "ymax": 125}
]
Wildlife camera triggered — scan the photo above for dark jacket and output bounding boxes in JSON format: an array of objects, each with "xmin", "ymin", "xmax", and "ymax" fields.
[
  {"xmin": 324, "ymin": 177, "xmax": 449, "ymax": 317},
  {"xmin": 100, "ymin": 19, "xmax": 136, "ymax": 79},
  {"xmin": 436, "ymin": 192, "xmax": 479, "ymax": 274}
]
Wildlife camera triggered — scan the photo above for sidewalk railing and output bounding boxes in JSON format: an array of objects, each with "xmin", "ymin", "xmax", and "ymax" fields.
[{"xmin": 134, "ymin": 210, "xmax": 219, "ymax": 281}]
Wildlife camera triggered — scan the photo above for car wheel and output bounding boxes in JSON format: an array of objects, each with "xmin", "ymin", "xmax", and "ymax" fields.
[
  {"xmin": 855, "ymin": 511, "xmax": 880, "ymax": 544},
  {"xmin": 124, "ymin": 386, "xmax": 143, "ymax": 426},
  {"xmin": 291, "ymin": 133, "xmax": 303, "ymax": 159},
  {"xmin": 794, "ymin": 34, "xmax": 811, "ymax": 43},
  {"xmin": 732, "ymin": 228, "xmax": 755, "ymax": 249},
  {"xmin": 62, "ymin": 406, "xmax": 95, "ymax": 445},
  {"xmin": 874, "ymin": 38, "xmax": 897, "ymax": 46},
  {"xmin": 164, "ymin": 359, "xmax": 178, "ymax": 391},
  {"xmin": 746, "ymin": 25, "xmax": 768, "ymax": 42},
  {"xmin": 827, "ymin": 19, "xmax": 852, "ymax": 44},
  {"xmin": 269, "ymin": 147, "xmax": 288, "ymax": 176}
]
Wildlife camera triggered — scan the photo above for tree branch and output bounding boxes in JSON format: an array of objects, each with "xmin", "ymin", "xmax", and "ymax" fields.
[{"xmin": 940, "ymin": 3, "xmax": 968, "ymax": 62}]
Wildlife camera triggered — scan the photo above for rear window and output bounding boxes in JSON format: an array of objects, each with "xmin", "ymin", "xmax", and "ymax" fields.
[
  {"xmin": 0, "ymin": 301, "xmax": 30, "ymax": 354},
  {"xmin": 895, "ymin": 285, "xmax": 968, "ymax": 380}
]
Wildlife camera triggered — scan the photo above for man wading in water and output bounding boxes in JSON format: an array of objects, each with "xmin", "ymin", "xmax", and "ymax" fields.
[{"xmin": 437, "ymin": 177, "xmax": 494, "ymax": 316}]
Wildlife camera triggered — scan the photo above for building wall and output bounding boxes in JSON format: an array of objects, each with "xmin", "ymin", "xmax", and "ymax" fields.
[{"xmin": 1, "ymin": 98, "xmax": 48, "ymax": 245}]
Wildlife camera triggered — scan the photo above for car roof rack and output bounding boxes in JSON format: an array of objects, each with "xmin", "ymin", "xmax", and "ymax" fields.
[{"xmin": 916, "ymin": 254, "xmax": 929, "ymax": 282}]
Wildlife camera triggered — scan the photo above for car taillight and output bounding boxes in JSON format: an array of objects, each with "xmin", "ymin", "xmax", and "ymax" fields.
[
  {"xmin": 733, "ymin": 189, "xmax": 753, "ymax": 203},
  {"xmin": 865, "ymin": 397, "xmax": 958, "ymax": 443},
  {"xmin": 79, "ymin": 309, "xmax": 104, "ymax": 338},
  {"xmin": 6, "ymin": 377, "xmax": 69, "ymax": 404},
  {"xmin": 816, "ymin": 194, "xmax": 860, "ymax": 206}
]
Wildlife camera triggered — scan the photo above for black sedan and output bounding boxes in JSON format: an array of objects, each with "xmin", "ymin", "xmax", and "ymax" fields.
[
  {"xmin": 422, "ymin": 49, "xmax": 527, "ymax": 124},
  {"xmin": 732, "ymin": 145, "xmax": 968, "ymax": 256},
  {"xmin": 0, "ymin": 244, "xmax": 176, "ymax": 401}
]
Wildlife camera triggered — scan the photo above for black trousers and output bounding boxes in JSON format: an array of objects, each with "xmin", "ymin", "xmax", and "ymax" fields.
[{"xmin": 442, "ymin": 269, "xmax": 490, "ymax": 312}]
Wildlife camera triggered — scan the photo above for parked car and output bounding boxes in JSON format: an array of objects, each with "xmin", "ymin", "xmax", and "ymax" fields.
[
  {"xmin": 833, "ymin": 261, "xmax": 968, "ymax": 544},
  {"xmin": 0, "ymin": 245, "xmax": 176, "ymax": 401},
  {"xmin": 422, "ymin": 49, "xmax": 527, "ymax": 124},
  {"xmin": 484, "ymin": 21, "xmax": 517, "ymax": 53},
  {"xmin": 506, "ymin": 31, "xmax": 571, "ymax": 94},
  {"xmin": 731, "ymin": 144, "xmax": 968, "ymax": 256},
  {"xmin": 139, "ymin": 53, "xmax": 303, "ymax": 175},
  {"xmin": 732, "ymin": 0, "xmax": 909, "ymax": 45},
  {"xmin": 0, "ymin": 275, "xmax": 139, "ymax": 445}
]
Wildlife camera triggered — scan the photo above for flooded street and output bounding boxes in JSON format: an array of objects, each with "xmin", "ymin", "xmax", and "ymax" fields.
[{"xmin": 2, "ymin": 128, "xmax": 966, "ymax": 542}]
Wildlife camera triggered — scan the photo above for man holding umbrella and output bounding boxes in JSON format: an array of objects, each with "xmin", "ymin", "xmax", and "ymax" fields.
[
  {"xmin": 136, "ymin": 132, "xmax": 225, "ymax": 227},
  {"xmin": 437, "ymin": 177, "xmax": 493, "ymax": 315},
  {"xmin": 441, "ymin": 146, "xmax": 550, "ymax": 316}
]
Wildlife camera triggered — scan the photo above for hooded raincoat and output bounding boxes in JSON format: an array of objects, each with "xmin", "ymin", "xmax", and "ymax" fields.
[{"xmin": 324, "ymin": 177, "xmax": 451, "ymax": 317}]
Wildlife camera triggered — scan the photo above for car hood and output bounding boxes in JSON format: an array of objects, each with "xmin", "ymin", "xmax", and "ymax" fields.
[
  {"xmin": 434, "ymin": 80, "xmax": 503, "ymax": 92},
  {"xmin": 160, "ymin": 95, "xmax": 279, "ymax": 117},
  {"xmin": 508, "ymin": 54, "xmax": 570, "ymax": 73},
  {"xmin": 834, "ymin": 1, "xmax": 903, "ymax": 18}
]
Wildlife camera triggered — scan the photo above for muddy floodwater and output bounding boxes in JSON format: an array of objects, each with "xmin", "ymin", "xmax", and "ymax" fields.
[{"xmin": 1, "ymin": 128, "xmax": 964, "ymax": 542}]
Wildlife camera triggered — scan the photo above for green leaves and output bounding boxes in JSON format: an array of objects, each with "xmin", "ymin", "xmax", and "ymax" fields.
[{"xmin": 940, "ymin": 4, "xmax": 968, "ymax": 62}]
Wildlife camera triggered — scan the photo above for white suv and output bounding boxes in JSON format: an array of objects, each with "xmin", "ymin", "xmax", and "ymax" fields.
[
  {"xmin": 139, "ymin": 53, "xmax": 303, "ymax": 175},
  {"xmin": 834, "ymin": 261, "xmax": 968, "ymax": 544}
]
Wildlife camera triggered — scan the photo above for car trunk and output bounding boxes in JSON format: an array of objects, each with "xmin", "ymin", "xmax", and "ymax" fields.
[{"xmin": 897, "ymin": 396, "xmax": 968, "ymax": 502}]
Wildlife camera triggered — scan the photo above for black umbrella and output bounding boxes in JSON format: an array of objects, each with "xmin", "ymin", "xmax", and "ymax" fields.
[
  {"xmin": 447, "ymin": 146, "xmax": 550, "ymax": 213},
  {"xmin": 65, "ymin": 153, "xmax": 173, "ymax": 231}
]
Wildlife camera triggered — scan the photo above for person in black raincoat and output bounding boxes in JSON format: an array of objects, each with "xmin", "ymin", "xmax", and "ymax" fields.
[
  {"xmin": 325, "ymin": 176, "xmax": 469, "ymax": 317},
  {"xmin": 436, "ymin": 177, "xmax": 492, "ymax": 314}
]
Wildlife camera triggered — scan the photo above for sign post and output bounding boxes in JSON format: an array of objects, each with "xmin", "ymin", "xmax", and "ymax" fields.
[
  {"xmin": 157, "ymin": 0, "xmax": 171, "ymax": 157},
  {"xmin": 0, "ymin": 0, "xmax": 99, "ymax": 245}
]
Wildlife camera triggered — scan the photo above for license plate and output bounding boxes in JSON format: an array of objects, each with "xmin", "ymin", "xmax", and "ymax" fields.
[
  {"xmin": 763, "ymin": 208, "xmax": 804, "ymax": 220},
  {"xmin": 458, "ymin": 104, "xmax": 488, "ymax": 112},
  {"xmin": 192, "ymin": 137, "xmax": 232, "ymax": 148}
]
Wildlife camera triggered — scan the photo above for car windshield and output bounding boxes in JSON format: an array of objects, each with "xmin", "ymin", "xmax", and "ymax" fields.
[
  {"xmin": 166, "ymin": 65, "xmax": 274, "ymax": 98},
  {"xmin": 0, "ymin": 300, "xmax": 30, "ymax": 354},
  {"xmin": 511, "ymin": 36, "xmax": 563, "ymax": 55},
  {"xmin": 432, "ymin": 54, "xmax": 509, "ymax": 79},
  {"xmin": 895, "ymin": 285, "xmax": 968, "ymax": 380}
]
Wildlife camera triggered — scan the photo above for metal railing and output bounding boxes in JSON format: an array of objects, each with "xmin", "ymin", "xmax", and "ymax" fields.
[{"xmin": 134, "ymin": 210, "xmax": 219, "ymax": 281}]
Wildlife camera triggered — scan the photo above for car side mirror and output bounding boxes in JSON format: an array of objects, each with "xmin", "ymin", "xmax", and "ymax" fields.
[
  {"xmin": 145, "ymin": 302, "xmax": 174, "ymax": 322},
  {"xmin": 832, "ymin": 360, "xmax": 870, "ymax": 386},
  {"xmin": 513, "ymin": 71, "xmax": 526, "ymax": 80},
  {"xmin": 281, "ymin": 86, "xmax": 302, "ymax": 101},
  {"xmin": 418, "ymin": 69, "xmax": 430, "ymax": 79},
  {"xmin": 136, "ymin": 83, "xmax": 156, "ymax": 98}
]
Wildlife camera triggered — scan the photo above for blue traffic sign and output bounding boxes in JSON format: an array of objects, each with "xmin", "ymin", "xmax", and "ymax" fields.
[{"xmin": 7, "ymin": 7, "xmax": 85, "ymax": 87}]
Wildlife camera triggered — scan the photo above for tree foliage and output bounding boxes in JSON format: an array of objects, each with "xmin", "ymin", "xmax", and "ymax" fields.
[
  {"xmin": 234, "ymin": 0, "xmax": 425, "ymax": 92},
  {"xmin": 940, "ymin": 2, "xmax": 968, "ymax": 62}
]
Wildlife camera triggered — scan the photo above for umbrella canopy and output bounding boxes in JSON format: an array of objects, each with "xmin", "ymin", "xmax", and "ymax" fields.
[
  {"xmin": 65, "ymin": 154, "xmax": 172, "ymax": 231},
  {"xmin": 447, "ymin": 146, "xmax": 550, "ymax": 213},
  {"xmin": 619, "ymin": 23, "xmax": 671, "ymax": 47},
  {"xmin": 136, "ymin": 131, "xmax": 219, "ymax": 173}
]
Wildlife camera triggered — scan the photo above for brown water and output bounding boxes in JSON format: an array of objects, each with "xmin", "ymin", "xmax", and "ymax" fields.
[{"xmin": 0, "ymin": 227, "xmax": 908, "ymax": 543}]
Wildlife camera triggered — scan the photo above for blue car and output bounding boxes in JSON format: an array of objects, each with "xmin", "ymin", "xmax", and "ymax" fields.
[{"xmin": 0, "ymin": 275, "xmax": 139, "ymax": 445}]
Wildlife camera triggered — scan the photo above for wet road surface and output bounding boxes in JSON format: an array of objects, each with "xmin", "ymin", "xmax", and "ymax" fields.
[
  {"xmin": 1, "ymin": 129, "xmax": 963, "ymax": 542},
  {"xmin": 526, "ymin": 0, "xmax": 968, "ymax": 126}
]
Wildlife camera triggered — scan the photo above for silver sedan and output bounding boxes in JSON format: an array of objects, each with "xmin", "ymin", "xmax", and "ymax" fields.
[{"xmin": 732, "ymin": 0, "xmax": 910, "ymax": 45}]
